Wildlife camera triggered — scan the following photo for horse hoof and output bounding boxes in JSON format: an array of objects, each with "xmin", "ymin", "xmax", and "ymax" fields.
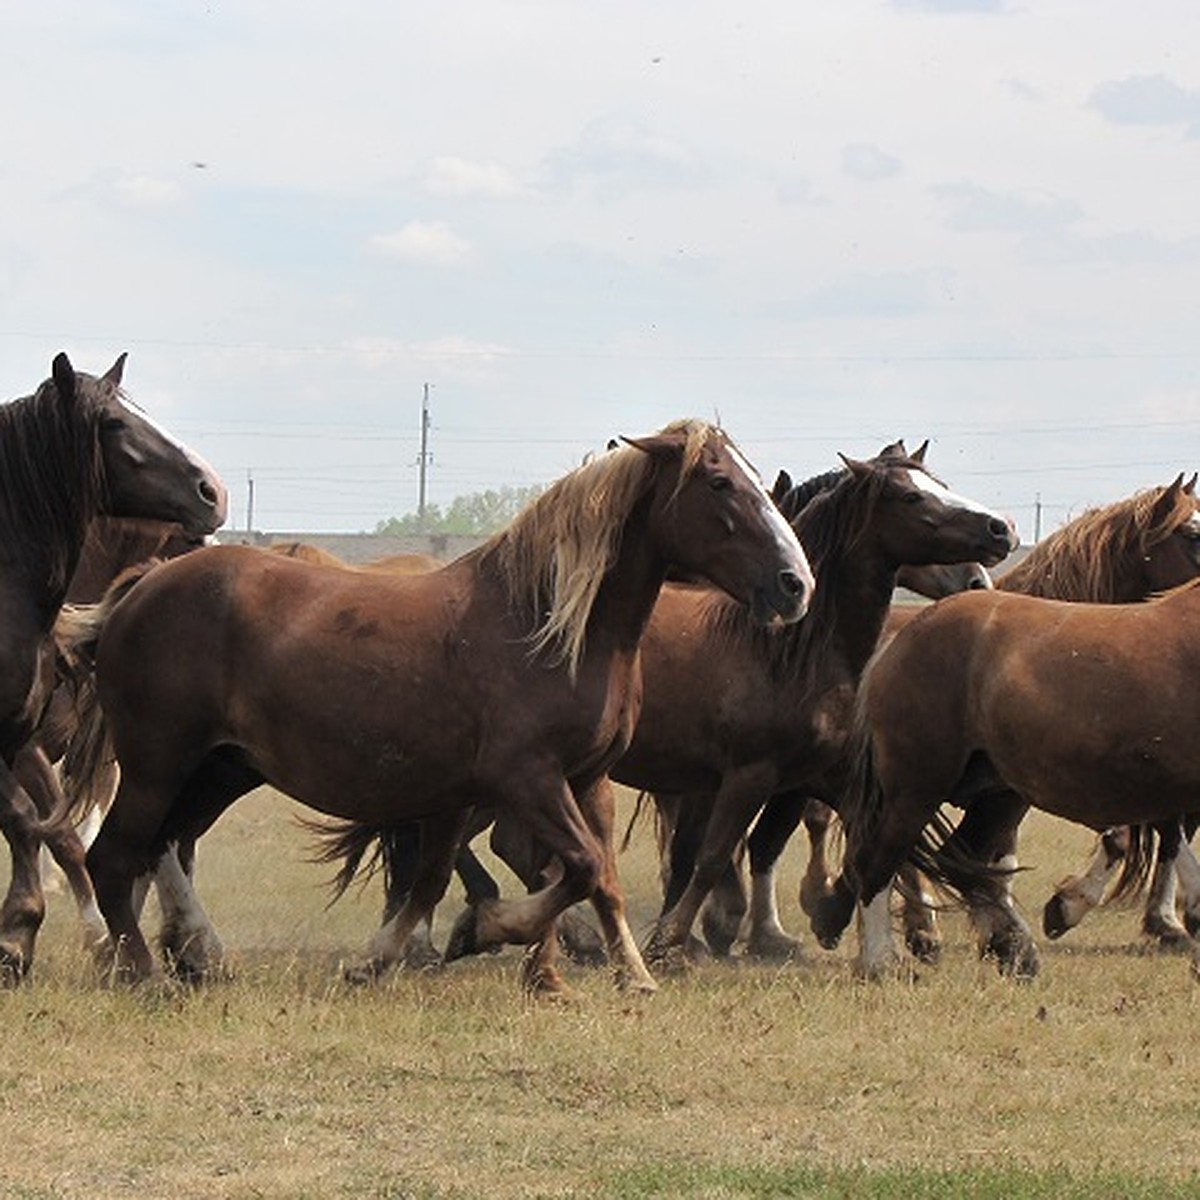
[
  {"xmin": 444, "ymin": 906, "xmax": 482, "ymax": 962},
  {"xmin": 0, "ymin": 943, "xmax": 29, "ymax": 986},
  {"xmin": 559, "ymin": 910, "xmax": 607, "ymax": 967},
  {"xmin": 744, "ymin": 929, "xmax": 804, "ymax": 963},
  {"xmin": 343, "ymin": 958, "xmax": 385, "ymax": 986},
  {"xmin": 810, "ymin": 894, "xmax": 852, "ymax": 950},
  {"xmin": 1042, "ymin": 894, "xmax": 1071, "ymax": 939},
  {"xmin": 984, "ymin": 933, "xmax": 1040, "ymax": 980},
  {"xmin": 700, "ymin": 908, "xmax": 743, "ymax": 959},
  {"xmin": 400, "ymin": 943, "xmax": 445, "ymax": 972},
  {"xmin": 905, "ymin": 928, "xmax": 942, "ymax": 966}
]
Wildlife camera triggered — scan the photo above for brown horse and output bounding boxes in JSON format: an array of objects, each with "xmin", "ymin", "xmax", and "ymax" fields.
[
  {"xmin": 815, "ymin": 573, "xmax": 1200, "ymax": 981},
  {"xmin": 33, "ymin": 516, "xmax": 208, "ymax": 945},
  {"xmin": 311, "ymin": 456, "xmax": 995, "ymax": 971},
  {"xmin": 801, "ymin": 473, "xmax": 1200, "ymax": 971},
  {"xmin": 268, "ymin": 541, "xmax": 444, "ymax": 575},
  {"xmin": 0, "ymin": 353, "xmax": 226, "ymax": 979},
  {"xmin": 65, "ymin": 421, "xmax": 812, "ymax": 993},
  {"xmin": 601, "ymin": 441, "xmax": 1016, "ymax": 967}
]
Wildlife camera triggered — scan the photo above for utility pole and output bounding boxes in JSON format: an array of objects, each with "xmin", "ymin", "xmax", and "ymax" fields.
[
  {"xmin": 1033, "ymin": 492, "xmax": 1042, "ymax": 544},
  {"xmin": 418, "ymin": 382, "xmax": 433, "ymax": 528},
  {"xmin": 246, "ymin": 468, "xmax": 255, "ymax": 537}
]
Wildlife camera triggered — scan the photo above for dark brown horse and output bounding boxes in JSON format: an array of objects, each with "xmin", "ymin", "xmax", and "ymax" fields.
[
  {"xmin": 604, "ymin": 442, "xmax": 1016, "ymax": 967},
  {"xmin": 65, "ymin": 421, "xmax": 812, "ymax": 994},
  {"xmin": 815, "ymin": 573, "xmax": 1200, "ymax": 981},
  {"xmin": 34, "ymin": 516, "xmax": 209, "ymax": 948},
  {"xmin": 0, "ymin": 353, "xmax": 226, "ymax": 979}
]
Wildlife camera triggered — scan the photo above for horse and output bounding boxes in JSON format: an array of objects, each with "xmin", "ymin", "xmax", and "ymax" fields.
[
  {"xmin": 62, "ymin": 420, "xmax": 813, "ymax": 995},
  {"xmin": 797, "ymin": 473, "xmax": 1200, "ymax": 972},
  {"xmin": 310, "ymin": 448, "xmax": 999, "ymax": 972},
  {"xmin": 808, "ymin": 472, "xmax": 1200, "ymax": 976},
  {"xmin": 648, "ymin": 464, "xmax": 996, "ymax": 964},
  {"xmin": 34, "ymin": 516, "xmax": 208, "ymax": 942},
  {"xmin": 269, "ymin": 541, "xmax": 445, "ymax": 575},
  {"xmin": 0, "ymin": 353, "xmax": 226, "ymax": 979},
  {"xmin": 813, "ymin": 573, "xmax": 1200, "ymax": 982}
]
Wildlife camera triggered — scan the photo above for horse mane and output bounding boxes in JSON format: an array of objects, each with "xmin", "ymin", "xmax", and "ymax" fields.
[
  {"xmin": 775, "ymin": 466, "xmax": 849, "ymax": 522},
  {"xmin": 480, "ymin": 418, "xmax": 716, "ymax": 678},
  {"xmin": 705, "ymin": 451, "xmax": 921, "ymax": 684},
  {"xmin": 998, "ymin": 483, "xmax": 1197, "ymax": 601},
  {"xmin": 0, "ymin": 374, "xmax": 106, "ymax": 593}
]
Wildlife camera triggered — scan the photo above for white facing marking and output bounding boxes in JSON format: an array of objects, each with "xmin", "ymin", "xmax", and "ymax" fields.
[
  {"xmin": 905, "ymin": 466, "xmax": 1008, "ymax": 524},
  {"xmin": 726, "ymin": 441, "xmax": 813, "ymax": 572}
]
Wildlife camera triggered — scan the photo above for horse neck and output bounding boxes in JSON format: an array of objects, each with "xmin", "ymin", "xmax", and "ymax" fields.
[
  {"xmin": 794, "ymin": 493, "xmax": 898, "ymax": 679},
  {"xmin": 583, "ymin": 491, "xmax": 669, "ymax": 662},
  {"xmin": 0, "ymin": 391, "xmax": 99, "ymax": 623}
]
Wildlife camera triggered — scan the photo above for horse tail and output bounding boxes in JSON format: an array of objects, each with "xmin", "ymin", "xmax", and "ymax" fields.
[
  {"xmin": 301, "ymin": 817, "xmax": 388, "ymax": 905},
  {"xmin": 52, "ymin": 562, "xmax": 161, "ymax": 830},
  {"xmin": 620, "ymin": 789, "xmax": 653, "ymax": 853},
  {"xmin": 1108, "ymin": 823, "xmax": 1157, "ymax": 905}
]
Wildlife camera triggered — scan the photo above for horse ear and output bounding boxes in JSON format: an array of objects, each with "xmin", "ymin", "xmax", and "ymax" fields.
[
  {"xmin": 1185, "ymin": 473, "xmax": 1198, "ymax": 497},
  {"xmin": 622, "ymin": 432, "xmax": 684, "ymax": 458},
  {"xmin": 102, "ymin": 353, "xmax": 128, "ymax": 388},
  {"xmin": 838, "ymin": 452, "xmax": 872, "ymax": 478},
  {"xmin": 910, "ymin": 439, "xmax": 930, "ymax": 464},
  {"xmin": 771, "ymin": 469, "xmax": 793, "ymax": 502},
  {"xmin": 877, "ymin": 440, "xmax": 906, "ymax": 459},
  {"xmin": 52, "ymin": 352, "xmax": 77, "ymax": 403},
  {"xmin": 1150, "ymin": 473, "xmax": 1188, "ymax": 521}
]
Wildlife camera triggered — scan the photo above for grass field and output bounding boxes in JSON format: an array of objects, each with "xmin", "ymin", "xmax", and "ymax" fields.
[{"xmin": 2, "ymin": 787, "xmax": 1199, "ymax": 1198}]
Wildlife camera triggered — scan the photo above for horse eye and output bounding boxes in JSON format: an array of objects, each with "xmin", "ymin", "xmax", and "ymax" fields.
[
  {"xmin": 710, "ymin": 474, "xmax": 732, "ymax": 492},
  {"xmin": 901, "ymin": 491, "xmax": 923, "ymax": 504}
]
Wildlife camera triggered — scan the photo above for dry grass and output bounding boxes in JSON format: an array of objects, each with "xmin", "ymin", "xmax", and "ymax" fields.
[{"xmin": 2, "ymin": 787, "xmax": 1199, "ymax": 1198}]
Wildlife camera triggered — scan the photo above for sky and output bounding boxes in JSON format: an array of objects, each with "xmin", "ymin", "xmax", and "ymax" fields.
[{"xmin": 3, "ymin": 1, "xmax": 1199, "ymax": 538}]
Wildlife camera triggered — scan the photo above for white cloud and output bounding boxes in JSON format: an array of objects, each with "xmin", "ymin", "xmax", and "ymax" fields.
[
  {"xmin": 113, "ymin": 175, "xmax": 182, "ymax": 206},
  {"xmin": 368, "ymin": 221, "xmax": 471, "ymax": 266},
  {"xmin": 422, "ymin": 156, "xmax": 523, "ymax": 199},
  {"xmin": 842, "ymin": 144, "xmax": 902, "ymax": 182}
]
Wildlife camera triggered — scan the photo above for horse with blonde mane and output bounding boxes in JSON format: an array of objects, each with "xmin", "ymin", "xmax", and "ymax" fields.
[
  {"xmin": 812, "ymin": 474, "xmax": 1200, "ymax": 978},
  {"xmin": 63, "ymin": 420, "xmax": 812, "ymax": 994}
]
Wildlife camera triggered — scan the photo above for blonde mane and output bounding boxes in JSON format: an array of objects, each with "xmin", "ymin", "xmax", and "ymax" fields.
[
  {"xmin": 481, "ymin": 419, "xmax": 717, "ymax": 677},
  {"xmin": 998, "ymin": 483, "xmax": 1196, "ymax": 601}
]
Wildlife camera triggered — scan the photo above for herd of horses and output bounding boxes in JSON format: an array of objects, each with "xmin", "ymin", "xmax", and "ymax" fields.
[{"xmin": 4, "ymin": 351, "xmax": 1200, "ymax": 999}]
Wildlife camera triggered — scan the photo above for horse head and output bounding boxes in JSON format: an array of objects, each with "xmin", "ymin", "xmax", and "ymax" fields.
[{"xmin": 52, "ymin": 352, "xmax": 227, "ymax": 537}]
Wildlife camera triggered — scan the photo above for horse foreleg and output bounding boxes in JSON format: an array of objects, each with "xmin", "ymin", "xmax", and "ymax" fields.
[
  {"xmin": 896, "ymin": 863, "xmax": 941, "ymax": 965},
  {"xmin": 1141, "ymin": 820, "xmax": 1193, "ymax": 950},
  {"xmin": 445, "ymin": 775, "xmax": 604, "ymax": 997},
  {"xmin": 1043, "ymin": 827, "xmax": 1129, "ymax": 939},
  {"xmin": 0, "ymin": 762, "xmax": 47, "ymax": 981},
  {"xmin": 798, "ymin": 799, "xmax": 837, "ymax": 917},
  {"xmin": 1174, "ymin": 834, "xmax": 1200, "ymax": 939},
  {"xmin": 575, "ymin": 777, "xmax": 656, "ymax": 993},
  {"xmin": 347, "ymin": 808, "xmax": 469, "ymax": 984},
  {"xmin": 154, "ymin": 839, "xmax": 227, "ymax": 981},
  {"xmin": 15, "ymin": 742, "xmax": 107, "ymax": 953},
  {"xmin": 744, "ymin": 790, "xmax": 806, "ymax": 961},
  {"xmin": 645, "ymin": 765, "xmax": 776, "ymax": 968}
]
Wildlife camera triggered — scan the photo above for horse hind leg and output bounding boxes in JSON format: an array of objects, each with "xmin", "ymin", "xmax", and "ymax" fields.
[
  {"xmin": 0, "ymin": 763, "xmax": 48, "ymax": 981},
  {"xmin": 15, "ymin": 742, "xmax": 108, "ymax": 954},
  {"xmin": 347, "ymin": 808, "xmax": 471, "ymax": 985},
  {"xmin": 1043, "ymin": 827, "xmax": 1129, "ymax": 939}
]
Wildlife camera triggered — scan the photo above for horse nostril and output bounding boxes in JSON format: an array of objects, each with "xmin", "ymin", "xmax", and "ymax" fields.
[
  {"xmin": 198, "ymin": 480, "xmax": 220, "ymax": 506},
  {"xmin": 988, "ymin": 517, "xmax": 1012, "ymax": 542},
  {"xmin": 968, "ymin": 576, "xmax": 989, "ymax": 590},
  {"xmin": 779, "ymin": 569, "xmax": 806, "ymax": 600}
]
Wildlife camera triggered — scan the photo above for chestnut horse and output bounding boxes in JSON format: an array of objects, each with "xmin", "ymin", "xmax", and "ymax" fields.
[
  {"xmin": 803, "ymin": 473, "xmax": 1200, "ymax": 971},
  {"xmin": 64, "ymin": 421, "xmax": 812, "ymax": 994},
  {"xmin": 605, "ymin": 441, "xmax": 1016, "ymax": 967},
  {"xmin": 308, "ymin": 454, "xmax": 993, "ymax": 971},
  {"xmin": 0, "ymin": 353, "xmax": 226, "ymax": 979},
  {"xmin": 816, "ymin": 573, "xmax": 1200, "ymax": 982}
]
